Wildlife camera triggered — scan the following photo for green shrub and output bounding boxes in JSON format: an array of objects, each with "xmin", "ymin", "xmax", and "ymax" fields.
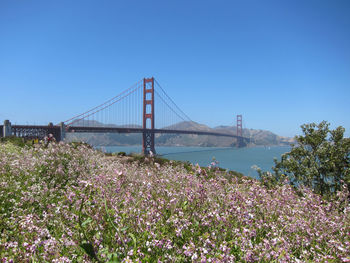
[{"xmin": 259, "ymin": 121, "xmax": 350, "ymax": 197}]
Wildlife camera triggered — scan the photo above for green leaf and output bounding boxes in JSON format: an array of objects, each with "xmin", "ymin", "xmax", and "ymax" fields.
[
  {"xmin": 80, "ymin": 242, "xmax": 97, "ymax": 260},
  {"xmin": 107, "ymin": 253, "xmax": 120, "ymax": 263},
  {"xmin": 129, "ymin": 233, "xmax": 137, "ymax": 248},
  {"xmin": 82, "ymin": 218, "xmax": 92, "ymax": 227}
]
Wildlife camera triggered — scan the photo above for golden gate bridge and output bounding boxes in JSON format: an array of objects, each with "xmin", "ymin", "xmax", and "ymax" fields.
[{"xmin": 1, "ymin": 78, "xmax": 249, "ymax": 155}]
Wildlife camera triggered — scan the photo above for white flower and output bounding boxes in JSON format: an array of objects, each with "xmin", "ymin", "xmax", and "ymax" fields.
[{"xmin": 337, "ymin": 246, "xmax": 346, "ymax": 252}]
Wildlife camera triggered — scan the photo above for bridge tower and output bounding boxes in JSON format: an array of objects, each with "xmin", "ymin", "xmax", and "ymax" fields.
[
  {"xmin": 142, "ymin": 77, "xmax": 156, "ymax": 155},
  {"xmin": 236, "ymin": 114, "xmax": 244, "ymax": 147}
]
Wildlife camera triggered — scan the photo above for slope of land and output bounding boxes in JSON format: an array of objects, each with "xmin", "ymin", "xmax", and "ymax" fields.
[{"xmin": 0, "ymin": 141, "xmax": 348, "ymax": 262}]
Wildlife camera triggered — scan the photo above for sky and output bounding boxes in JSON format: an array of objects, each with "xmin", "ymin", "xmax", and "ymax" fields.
[{"xmin": 0, "ymin": 0, "xmax": 349, "ymax": 137}]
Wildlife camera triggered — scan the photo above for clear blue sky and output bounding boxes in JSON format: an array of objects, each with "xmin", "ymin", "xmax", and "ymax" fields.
[{"xmin": 1, "ymin": 0, "xmax": 349, "ymax": 137}]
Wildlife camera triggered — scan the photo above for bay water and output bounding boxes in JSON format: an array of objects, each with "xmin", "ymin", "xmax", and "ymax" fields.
[{"xmin": 98, "ymin": 145, "xmax": 291, "ymax": 179}]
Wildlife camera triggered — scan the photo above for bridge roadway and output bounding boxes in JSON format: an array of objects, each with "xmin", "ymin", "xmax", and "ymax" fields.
[
  {"xmin": 67, "ymin": 126, "xmax": 249, "ymax": 140},
  {"xmin": 1, "ymin": 122, "xmax": 249, "ymax": 146}
]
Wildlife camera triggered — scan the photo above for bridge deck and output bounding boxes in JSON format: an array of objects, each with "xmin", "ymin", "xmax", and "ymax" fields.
[
  {"xmin": 1, "ymin": 124, "xmax": 249, "ymax": 142},
  {"xmin": 67, "ymin": 126, "xmax": 249, "ymax": 140}
]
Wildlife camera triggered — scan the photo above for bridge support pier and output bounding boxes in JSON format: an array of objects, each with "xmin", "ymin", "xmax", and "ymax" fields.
[
  {"xmin": 236, "ymin": 137, "xmax": 245, "ymax": 147},
  {"xmin": 143, "ymin": 131, "xmax": 155, "ymax": 155},
  {"xmin": 3, "ymin": 120, "xmax": 12, "ymax": 137},
  {"xmin": 142, "ymin": 77, "xmax": 156, "ymax": 155}
]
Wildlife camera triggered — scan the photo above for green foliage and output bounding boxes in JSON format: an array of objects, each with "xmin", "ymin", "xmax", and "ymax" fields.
[
  {"xmin": 261, "ymin": 121, "xmax": 350, "ymax": 196},
  {"xmin": 0, "ymin": 136, "xmax": 32, "ymax": 147},
  {"xmin": 80, "ymin": 242, "xmax": 99, "ymax": 262},
  {"xmin": 153, "ymin": 156, "xmax": 171, "ymax": 166},
  {"xmin": 129, "ymin": 153, "xmax": 146, "ymax": 163},
  {"xmin": 69, "ymin": 141, "xmax": 93, "ymax": 149}
]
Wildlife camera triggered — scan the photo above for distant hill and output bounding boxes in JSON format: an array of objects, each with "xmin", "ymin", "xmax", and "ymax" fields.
[
  {"xmin": 68, "ymin": 119, "xmax": 142, "ymax": 129},
  {"xmin": 66, "ymin": 120, "xmax": 142, "ymax": 146},
  {"xmin": 65, "ymin": 121, "xmax": 295, "ymax": 147},
  {"xmin": 156, "ymin": 121, "xmax": 295, "ymax": 147}
]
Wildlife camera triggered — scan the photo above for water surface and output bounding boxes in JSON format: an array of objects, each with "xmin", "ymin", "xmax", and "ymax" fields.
[{"xmin": 98, "ymin": 145, "xmax": 291, "ymax": 179}]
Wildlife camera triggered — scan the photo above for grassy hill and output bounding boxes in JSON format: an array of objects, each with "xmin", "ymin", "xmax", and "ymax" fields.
[{"xmin": 0, "ymin": 141, "xmax": 348, "ymax": 262}]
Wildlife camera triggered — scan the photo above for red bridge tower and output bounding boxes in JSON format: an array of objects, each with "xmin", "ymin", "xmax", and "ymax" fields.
[
  {"xmin": 142, "ymin": 77, "xmax": 156, "ymax": 155},
  {"xmin": 236, "ymin": 114, "xmax": 244, "ymax": 147}
]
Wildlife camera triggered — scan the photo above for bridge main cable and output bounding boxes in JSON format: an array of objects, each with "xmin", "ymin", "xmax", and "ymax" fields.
[
  {"xmin": 63, "ymin": 79, "xmax": 143, "ymax": 126},
  {"xmin": 154, "ymin": 79, "xmax": 193, "ymax": 123}
]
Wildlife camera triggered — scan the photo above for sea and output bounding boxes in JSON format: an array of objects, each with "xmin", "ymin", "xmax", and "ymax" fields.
[{"xmin": 97, "ymin": 145, "xmax": 291, "ymax": 179}]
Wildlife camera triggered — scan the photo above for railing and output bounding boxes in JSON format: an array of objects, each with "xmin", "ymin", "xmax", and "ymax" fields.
[{"xmin": 11, "ymin": 125, "xmax": 61, "ymax": 141}]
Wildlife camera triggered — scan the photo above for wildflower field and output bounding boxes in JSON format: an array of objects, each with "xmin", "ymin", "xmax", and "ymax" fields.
[{"xmin": 0, "ymin": 142, "xmax": 349, "ymax": 262}]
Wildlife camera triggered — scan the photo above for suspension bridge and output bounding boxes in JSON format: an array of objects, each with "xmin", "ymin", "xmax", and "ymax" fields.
[{"xmin": 1, "ymin": 77, "xmax": 249, "ymax": 155}]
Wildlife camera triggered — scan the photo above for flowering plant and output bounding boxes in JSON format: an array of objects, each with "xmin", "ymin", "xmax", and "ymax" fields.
[{"xmin": 0, "ymin": 142, "xmax": 349, "ymax": 262}]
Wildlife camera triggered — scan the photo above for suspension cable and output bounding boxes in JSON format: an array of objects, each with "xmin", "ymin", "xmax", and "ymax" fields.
[
  {"xmin": 63, "ymin": 79, "xmax": 143, "ymax": 124},
  {"xmin": 67, "ymin": 82, "xmax": 142, "ymax": 126},
  {"xmin": 154, "ymin": 79, "xmax": 193, "ymax": 122}
]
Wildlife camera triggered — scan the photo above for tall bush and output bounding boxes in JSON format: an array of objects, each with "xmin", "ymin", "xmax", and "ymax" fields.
[{"xmin": 262, "ymin": 121, "xmax": 350, "ymax": 196}]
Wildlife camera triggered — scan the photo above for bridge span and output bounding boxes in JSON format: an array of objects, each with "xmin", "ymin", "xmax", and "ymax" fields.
[
  {"xmin": 1, "ymin": 77, "xmax": 249, "ymax": 154},
  {"xmin": 66, "ymin": 126, "xmax": 244, "ymax": 138}
]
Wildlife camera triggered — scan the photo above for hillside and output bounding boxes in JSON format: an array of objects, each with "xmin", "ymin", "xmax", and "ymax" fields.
[
  {"xmin": 66, "ymin": 121, "xmax": 295, "ymax": 146},
  {"xmin": 1, "ymin": 141, "xmax": 348, "ymax": 261}
]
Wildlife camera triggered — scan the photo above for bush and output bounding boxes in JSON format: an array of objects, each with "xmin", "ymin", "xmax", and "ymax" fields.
[
  {"xmin": 0, "ymin": 136, "xmax": 28, "ymax": 147},
  {"xmin": 259, "ymin": 121, "xmax": 350, "ymax": 197}
]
